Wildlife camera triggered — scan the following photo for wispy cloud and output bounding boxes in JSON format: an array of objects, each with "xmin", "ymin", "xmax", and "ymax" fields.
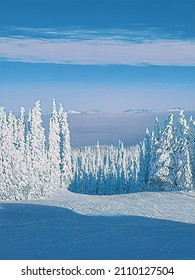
[{"xmin": 0, "ymin": 28, "xmax": 195, "ymax": 66}]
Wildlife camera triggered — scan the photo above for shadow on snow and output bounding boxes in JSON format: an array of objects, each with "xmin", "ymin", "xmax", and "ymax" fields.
[{"xmin": 0, "ymin": 203, "xmax": 194, "ymax": 260}]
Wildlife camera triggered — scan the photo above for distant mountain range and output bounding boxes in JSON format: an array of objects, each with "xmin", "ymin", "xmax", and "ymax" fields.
[
  {"xmin": 82, "ymin": 109, "xmax": 105, "ymax": 114},
  {"xmin": 123, "ymin": 108, "xmax": 183, "ymax": 113},
  {"xmin": 161, "ymin": 108, "xmax": 182, "ymax": 112},
  {"xmin": 123, "ymin": 108, "xmax": 152, "ymax": 113},
  {"xmin": 67, "ymin": 109, "xmax": 105, "ymax": 114},
  {"xmin": 64, "ymin": 108, "xmax": 184, "ymax": 115},
  {"xmin": 67, "ymin": 109, "xmax": 81, "ymax": 114}
]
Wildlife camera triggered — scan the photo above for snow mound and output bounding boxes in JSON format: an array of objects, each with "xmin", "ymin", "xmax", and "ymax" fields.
[{"xmin": 31, "ymin": 189, "xmax": 195, "ymax": 224}]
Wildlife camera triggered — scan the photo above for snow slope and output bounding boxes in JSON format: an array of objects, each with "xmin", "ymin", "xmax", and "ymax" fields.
[{"xmin": 0, "ymin": 190, "xmax": 195, "ymax": 260}]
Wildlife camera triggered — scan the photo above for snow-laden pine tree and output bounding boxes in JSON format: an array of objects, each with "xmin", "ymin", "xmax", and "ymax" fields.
[
  {"xmin": 117, "ymin": 140, "xmax": 126, "ymax": 193},
  {"xmin": 189, "ymin": 116, "xmax": 195, "ymax": 187},
  {"xmin": 148, "ymin": 114, "xmax": 176, "ymax": 191},
  {"xmin": 2, "ymin": 111, "xmax": 17, "ymax": 199},
  {"xmin": 0, "ymin": 107, "xmax": 8, "ymax": 199},
  {"xmin": 14, "ymin": 107, "xmax": 29, "ymax": 199},
  {"xmin": 16, "ymin": 107, "xmax": 26, "ymax": 151},
  {"xmin": 138, "ymin": 129, "xmax": 151, "ymax": 191},
  {"xmin": 25, "ymin": 108, "xmax": 33, "ymax": 197},
  {"xmin": 59, "ymin": 103, "xmax": 72, "ymax": 187},
  {"xmin": 0, "ymin": 109, "xmax": 24, "ymax": 199},
  {"xmin": 128, "ymin": 145, "xmax": 140, "ymax": 192},
  {"xmin": 7, "ymin": 110, "xmax": 24, "ymax": 199},
  {"xmin": 26, "ymin": 100, "xmax": 49, "ymax": 197},
  {"xmin": 148, "ymin": 117, "xmax": 161, "ymax": 190},
  {"xmin": 174, "ymin": 110, "xmax": 192, "ymax": 190},
  {"xmin": 48, "ymin": 99, "xmax": 61, "ymax": 190},
  {"xmin": 8, "ymin": 111, "xmax": 18, "ymax": 146}
]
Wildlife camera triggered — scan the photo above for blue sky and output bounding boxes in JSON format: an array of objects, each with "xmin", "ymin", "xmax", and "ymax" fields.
[{"xmin": 0, "ymin": 0, "xmax": 195, "ymax": 112}]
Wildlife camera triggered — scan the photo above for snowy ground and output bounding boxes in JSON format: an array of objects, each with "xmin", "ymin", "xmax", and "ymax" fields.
[{"xmin": 0, "ymin": 190, "xmax": 195, "ymax": 260}]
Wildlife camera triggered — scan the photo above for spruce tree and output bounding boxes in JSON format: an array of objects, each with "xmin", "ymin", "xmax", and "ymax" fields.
[
  {"xmin": 59, "ymin": 103, "xmax": 72, "ymax": 187},
  {"xmin": 26, "ymin": 101, "xmax": 48, "ymax": 197},
  {"xmin": 148, "ymin": 117, "xmax": 161, "ymax": 191},
  {"xmin": 138, "ymin": 129, "xmax": 151, "ymax": 191},
  {"xmin": 148, "ymin": 114, "xmax": 176, "ymax": 191},
  {"xmin": 174, "ymin": 110, "xmax": 192, "ymax": 189},
  {"xmin": 0, "ymin": 107, "xmax": 8, "ymax": 199},
  {"xmin": 48, "ymin": 99, "xmax": 61, "ymax": 190},
  {"xmin": 189, "ymin": 116, "xmax": 195, "ymax": 187}
]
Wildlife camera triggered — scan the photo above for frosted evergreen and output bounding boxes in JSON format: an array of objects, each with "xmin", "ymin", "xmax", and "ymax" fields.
[
  {"xmin": 0, "ymin": 101, "xmax": 194, "ymax": 200},
  {"xmin": 148, "ymin": 114, "xmax": 176, "ymax": 191},
  {"xmin": 59, "ymin": 103, "xmax": 72, "ymax": 187},
  {"xmin": 48, "ymin": 99, "xmax": 61, "ymax": 190},
  {"xmin": 189, "ymin": 116, "xmax": 195, "ymax": 186},
  {"xmin": 174, "ymin": 110, "xmax": 192, "ymax": 189},
  {"xmin": 70, "ymin": 144, "xmax": 140, "ymax": 195},
  {"xmin": 138, "ymin": 129, "xmax": 151, "ymax": 191}
]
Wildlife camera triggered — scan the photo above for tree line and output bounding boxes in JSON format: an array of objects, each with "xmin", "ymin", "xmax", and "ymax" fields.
[
  {"xmin": 0, "ymin": 100, "xmax": 194, "ymax": 199},
  {"xmin": 70, "ymin": 111, "xmax": 194, "ymax": 194}
]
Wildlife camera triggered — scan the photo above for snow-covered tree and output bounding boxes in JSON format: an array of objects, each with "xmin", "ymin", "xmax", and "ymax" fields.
[
  {"xmin": 0, "ymin": 107, "xmax": 8, "ymax": 199},
  {"xmin": 138, "ymin": 129, "xmax": 151, "ymax": 191},
  {"xmin": 48, "ymin": 99, "xmax": 61, "ymax": 190},
  {"xmin": 7, "ymin": 110, "xmax": 24, "ymax": 199},
  {"xmin": 8, "ymin": 111, "xmax": 18, "ymax": 146},
  {"xmin": 59, "ymin": 103, "xmax": 72, "ymax": 187},
  {"xmin": 148, "ymin": 114, "xmax": 176, "ymax": 191},
  {"xmin": 13, "ymin": 107, "xmax": 29, "ymax": 199},
  {"xmin": 189, "ymin": 116, "xmax": 195, "ymax": 187},
  {"xmin": 148, "ymin": 117, "xmax": 161, "ymax": 190},
  {"xmin": 26, "ymin": 100, "xmax": 49, "ymax": 197},
  {"xmin": 16, "ymin": 107, "xmax": 26, "ymax": 151},
  {"xmin": 174, "ymin": 110, "xmax": 192, "ymax": 189},
  {"xmin": 0, "ymin": 108, "xmax": 24, "ymax": 199}
]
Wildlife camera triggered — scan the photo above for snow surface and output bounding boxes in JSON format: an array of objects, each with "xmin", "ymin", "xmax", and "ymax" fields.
[{"xmin": 0, "ymin": 190, "xmax": 195, "ymax": 260}]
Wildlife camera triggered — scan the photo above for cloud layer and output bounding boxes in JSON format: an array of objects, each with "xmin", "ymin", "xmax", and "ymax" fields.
[{"xmin": 0, "ymin": 29, "xmax": 195, "ymax": 66}]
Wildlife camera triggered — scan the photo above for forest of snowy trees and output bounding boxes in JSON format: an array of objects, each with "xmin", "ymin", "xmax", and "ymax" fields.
[
  {"xmin": 0, "ymin": 100, "xmax": 72, "ymax": 200},
  {"xmin": 0, "ymin": 100, "xmax": 194, "ymax": 200},
  {"xmin": 70, "ymin": 112, "xmax": 195, "ymax": 194}
]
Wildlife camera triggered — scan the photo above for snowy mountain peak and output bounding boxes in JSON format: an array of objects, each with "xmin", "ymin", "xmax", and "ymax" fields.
[
  {"xmin": 67, "ymin": 109, "xmax": 81, "ymax": 114},
  {"xmin": 162, "ymin": 108, "xmax": 182, "ymax": 112},
  {"xmin": 123, "ymin": 108, "xmax": 151, "ymax": 113},
  {"xmin": 82, "ymin": 109, "xmax": 105, "ymax": 114}
]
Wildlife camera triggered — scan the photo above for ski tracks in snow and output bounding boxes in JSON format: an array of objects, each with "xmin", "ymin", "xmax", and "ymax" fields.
[{"xmin": 34, "ymin": 189, "xmax": 195, "ymax": 224}]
